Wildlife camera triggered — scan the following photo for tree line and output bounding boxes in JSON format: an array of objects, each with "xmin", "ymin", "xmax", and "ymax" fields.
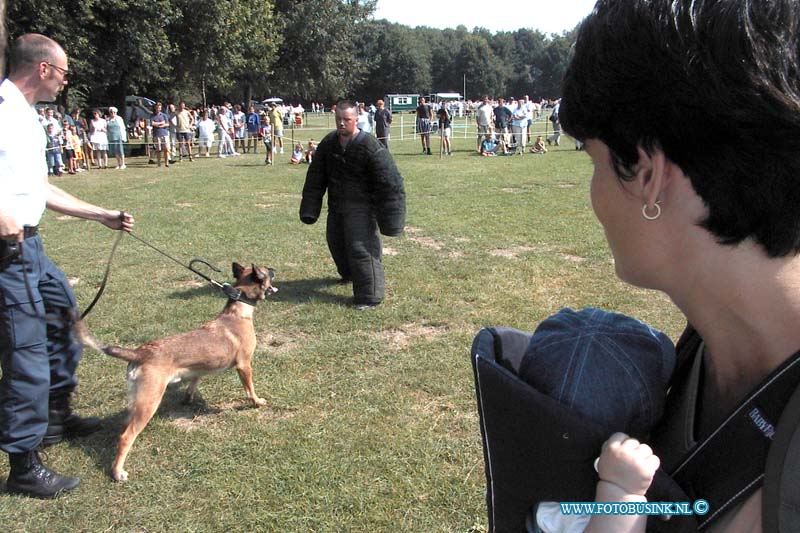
[{"xmin": 6, "ymin": 0, "xmax": 577, "ymax": 110}]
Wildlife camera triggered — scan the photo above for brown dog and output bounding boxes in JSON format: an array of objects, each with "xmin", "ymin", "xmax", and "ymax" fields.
[{"xmin": 75, "ymin": 263, "xmax": 277, "ymax": 481}]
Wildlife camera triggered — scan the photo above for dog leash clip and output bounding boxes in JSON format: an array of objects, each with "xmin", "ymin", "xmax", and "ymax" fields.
[{"xmin": 220, "ymin": 283, "xmax": 243, "ymax": 301}]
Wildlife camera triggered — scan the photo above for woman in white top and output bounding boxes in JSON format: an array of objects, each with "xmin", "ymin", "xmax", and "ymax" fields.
[
  {"xmin": 106, "ymin": 106, "xmax": 127, "ymax": 169},
  {"xmin": 356, "ymin": 103, "xmax": 371, "ymax": 133},
  {"xmin": 89, "ymin": 108, "xmax": 109, "ymax": 168}
]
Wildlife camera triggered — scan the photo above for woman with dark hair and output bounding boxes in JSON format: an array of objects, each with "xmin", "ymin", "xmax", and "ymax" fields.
[{"xmin": 559, "ymin": 0, "xmax": 800, "ymax": 530}]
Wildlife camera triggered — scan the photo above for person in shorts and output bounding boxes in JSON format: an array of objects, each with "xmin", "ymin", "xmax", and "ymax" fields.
[
  {"xmin": 150, "ymin": 102, "xmax": 170, "ymax": 167},
  {"xmin": 437, "ymin": 103, "xmax": 452, "ymax": 156},
  {"xmin": 415, "ymin": 97, "xmax": 433, "ymax": 155}
]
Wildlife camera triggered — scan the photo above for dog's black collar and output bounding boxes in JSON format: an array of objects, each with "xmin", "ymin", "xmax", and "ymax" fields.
[{"xmin": 220, "ymin": 283, "xmax": 260, "ymax": 307}]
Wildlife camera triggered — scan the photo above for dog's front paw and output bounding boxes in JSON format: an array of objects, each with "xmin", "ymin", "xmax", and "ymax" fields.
[
  {"xmin": 112, "ymin": 469, "xmax": 129, "ymax": 482},
  {"xmin": 252, "ymin": 397, "xmax": 267, "ymax": 407}
]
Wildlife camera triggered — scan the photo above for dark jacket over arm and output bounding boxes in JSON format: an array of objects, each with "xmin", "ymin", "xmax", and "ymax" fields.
[{"xmin": 299, "ymin": 130, "xmax": 406, "ymax": 236}]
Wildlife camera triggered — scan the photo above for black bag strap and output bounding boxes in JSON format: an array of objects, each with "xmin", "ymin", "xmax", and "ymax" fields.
[
  {"xmin": 666, "ymin": 337, "xmax": 800, "ymax": 529},
  {"xmin": 763, "ymin": 377, "xmax": 800, "ymax": 531}
]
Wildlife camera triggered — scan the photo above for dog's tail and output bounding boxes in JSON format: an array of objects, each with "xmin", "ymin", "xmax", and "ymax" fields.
[{"xmin": 72, "ymin": 313, "xmax": 144, "ymax": 363}]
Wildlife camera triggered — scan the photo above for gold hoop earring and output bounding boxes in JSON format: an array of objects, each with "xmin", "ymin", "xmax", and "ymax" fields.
[{"xmin": 642, "ymin": 201, "xmax": 661, "ymax": 220}]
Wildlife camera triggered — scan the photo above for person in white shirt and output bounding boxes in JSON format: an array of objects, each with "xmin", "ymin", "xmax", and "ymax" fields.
[
  {"xmin": 0, "ymin": 33, "xmax": 134, "ymax": 499},
  {"xmin": 196, "ymin": 110, "xmax": 216, "ymax": 157}
]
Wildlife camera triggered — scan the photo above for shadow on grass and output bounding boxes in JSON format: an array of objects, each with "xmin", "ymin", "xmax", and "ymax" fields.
[
  {"xmin": 66, "ymin": 384, "xmax": 246, "ymax": 480},
  {"xmin": 266, "ymin": 276, "xmax": 352, "ymax": 306},
  {"xmin": 161, "ymin": 276, "xmax": 351, "ymax": 306}
]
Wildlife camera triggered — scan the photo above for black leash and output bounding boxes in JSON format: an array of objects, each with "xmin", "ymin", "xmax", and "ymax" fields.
[
  {"xmin": 124, "ymin": 232, "xmax": 256, "ymax": 305},
  {"xmin": 81, "ymin": 229, "xmax": 124, "ymax": 318}
]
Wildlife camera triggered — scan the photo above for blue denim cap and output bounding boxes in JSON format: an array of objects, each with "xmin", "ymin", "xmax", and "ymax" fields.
[{"xmin": 518, "ymin": 307, "xmax": 676, "ymax": 438}]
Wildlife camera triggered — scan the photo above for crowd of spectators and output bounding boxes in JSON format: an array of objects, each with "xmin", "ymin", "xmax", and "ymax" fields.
[{"xmin": 37, "ymin": 96, "xmax": 562, "ymax": 169}]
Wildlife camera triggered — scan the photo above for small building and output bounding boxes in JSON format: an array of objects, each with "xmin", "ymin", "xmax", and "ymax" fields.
[{"xmin": 385, "ymin": 94, "xmax": 420, "ymax": 113}]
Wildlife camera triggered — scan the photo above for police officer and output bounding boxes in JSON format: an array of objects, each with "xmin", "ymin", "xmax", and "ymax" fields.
[{"xmin": 0, "ymin": 33, "xmax": 134, "ymax": 498}]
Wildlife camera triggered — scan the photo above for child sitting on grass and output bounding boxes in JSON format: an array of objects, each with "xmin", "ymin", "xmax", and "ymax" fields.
[
  {"xmin": 530, "ymin": 135, "xmax": 548, "ymax": 155},
  {"xmin": 305, "ymin": 139, "xmax": 316, "ymax": 164},
  {"xmin": 290, "ymin": 142, "xmax": 304, "ymax": 164}
]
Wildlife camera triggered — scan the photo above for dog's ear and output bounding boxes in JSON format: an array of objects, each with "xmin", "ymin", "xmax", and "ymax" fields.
[
  {"xmin": 232, "ymin": 262, "xmax": 245, "ymax": 279},
  {"xmin": 252, "ymin": 264, "xmax": 267, "ymax": 281}
]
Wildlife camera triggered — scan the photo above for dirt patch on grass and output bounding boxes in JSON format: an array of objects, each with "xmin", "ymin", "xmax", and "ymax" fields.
[
  {"xmin": 169, "ymin": 403, "xmax": 294, "ymax": 431},
  {"xmin": 68, "ymin": 277, "xmax": 81, "ymax": 286},
  {"xmin": 501, "ymin": 187, "xmax": 525, "ymax": 194},
  {"xmin": 408, "ymin": 236, "xmax": 445, "ymax": 251},
  {"xmin": 562, "ymin": 254, "xmax": 586, "ymax": 263},
  {"xmin": 383, "ymin": 247, "xmax": 399, "ymax": 256},
  {"xmin": 256, "ymin": 331, "xmax": 308, "ymax": 353},
  {"xmin": 255, "ymin": 203, "xmax": 276, "ymax": 209},
  {"xmin": 489, "ymin": 246, "xmax": 537, "ymax": 258},
  {"xmin": 380, "ymin": 322, "xmax": 449, "ymax": 350},
  {"xmin": 175, "ymin": 202, "xmax": 193, "ymax": 207}
]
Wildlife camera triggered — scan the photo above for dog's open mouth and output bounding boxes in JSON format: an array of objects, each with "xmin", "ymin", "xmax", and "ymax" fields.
[{"xmin": 267, "ymin": 286, "xmax": 278, "ymax": 295}]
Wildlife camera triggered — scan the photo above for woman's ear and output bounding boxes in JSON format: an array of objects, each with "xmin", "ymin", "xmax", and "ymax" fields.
[{"xmin": 634, "ymin": 146, "xmax": 671, "ymax": 207}]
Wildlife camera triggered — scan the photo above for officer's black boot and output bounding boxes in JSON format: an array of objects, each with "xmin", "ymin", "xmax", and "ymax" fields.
[
  {"xmin": 43, "ymin": 394, "xmax": 101, "ymax": 446},
  {"xmin": 6, "ymin": 450, "xmax": 80, "ymax": 498}
]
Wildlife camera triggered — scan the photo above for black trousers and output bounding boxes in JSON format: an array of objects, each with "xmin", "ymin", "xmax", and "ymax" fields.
[{"xmin": 326, "ymin": 209, "xmax": 384, "ymax": 305}]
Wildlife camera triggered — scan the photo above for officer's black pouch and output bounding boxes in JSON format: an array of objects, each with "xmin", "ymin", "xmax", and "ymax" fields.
[{"xmin": 0, "ymin": 241, "xmax": 20, "ymax": 271}]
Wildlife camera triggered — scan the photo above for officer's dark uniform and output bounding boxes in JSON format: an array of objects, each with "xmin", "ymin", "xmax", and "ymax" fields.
[{"xmin": 300, "ymin": 130, "xmax": 405, "ymax": 305}]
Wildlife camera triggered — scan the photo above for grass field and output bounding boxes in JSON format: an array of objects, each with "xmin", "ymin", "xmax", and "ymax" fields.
[{"xmin": 0, "ymin": 114, "xmax": 686, "ymax": 532}]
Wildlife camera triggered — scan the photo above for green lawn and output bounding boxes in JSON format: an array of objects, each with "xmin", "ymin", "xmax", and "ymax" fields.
[{"xmin": 0, "ymin": 114, "xmax": 685, "ymax": 532}]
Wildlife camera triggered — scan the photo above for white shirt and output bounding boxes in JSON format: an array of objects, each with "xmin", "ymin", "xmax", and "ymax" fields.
[
  {"xmin": 477, "ymin": 103, "xmax": 494, "ymax": 126},
  {"xmin": 197, "ymin": 118, "xmax": 216, "ymax": 140},
  {"xmin": 0, "ymin": 79, "xmax": 48, "ymax": 226}
]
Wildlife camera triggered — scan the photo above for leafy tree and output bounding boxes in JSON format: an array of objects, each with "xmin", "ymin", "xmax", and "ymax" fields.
[
  {"xmin": 268, "ymin": 0, "xmax": 376, "ymax": 103},
  {"xmin": 454, "ymin": 34, "xmax": 504, "ymax": 99},
  {"xmin": 171, "ymin": 0, "xmax": 281, "ymax": 107},
  {"xmin": 355, "ymin": 21, "xmax": 431, "ymax": 101}
]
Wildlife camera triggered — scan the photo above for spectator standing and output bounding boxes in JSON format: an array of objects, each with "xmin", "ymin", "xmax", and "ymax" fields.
[
  {"xmin": 216, "ymin": 105, "xmax": 237, "ymax": 157},
  {"xmin": 476, "ymin": 95, "xmax": 494, "ymax": 152},
  {"xmin": 0, "ymin": 32, "xmax": 134, "ymax": 499},
  {"xmin": 167, "ymin": 103, "xmax": 178, "ymax": 163},
  {"xmin": 196, "ymin": 110, "xmax": 216, "ymax": 157},
  {"xmin": 269, "ymin": 103, "xmax": 284, "ymax": 154},
  {"xmin": 45, "ymin": 123, "xmax": 64, "ymax": 175},
  {"xmin": 300, "ymin": 101, "xmax": 406, "ymax": 309},
  {"xmin": 261, "ymin": 116, "xmax": 273, "ymax": 165},
  {"xmin": 547, "ymin": 99, "xmax": 561, "ymax": 146},
  {"xmin": 175, "ymin": 101, "xmax": 194, "ymax": 162},
  {"xmin": 246, "ymin": 105, "xmax": 261, "ymax": 154},
  {"xmin": 150, "ymin": 102, "xmax": 170, "ymax": 167},
  {"xmin": 41, "ymin": 107, "xmax": 61, "ymax": 135},
  {"xmin": 232, "ymin": 104, "xmax": 246, "ymax": 154},
  {"xmin": 511, "ymin": 102, "xmax": 528, "ymax": 153},
  {"xmin": 106, "ymin": 106, "xmax": 127, "ymax": 170},
  {"xmin": 356, "ymin": 103, "xmax": 371, "ymax": 133},
  {"xmin": 493, "ymin": 98, "xmax": 512, "ymax": 147},
  {"xmin": 89, "ymin": 108, "xmax": 109, "ymax": 168},
  {"xmin": 373, "ymin": 99, "xmax": 392, "ymax": 149},
  {"xmin": 437, "ymin": 102, "xmax": 452, "ymax": 156},
  {"xmin": 415, "ymin": 96, "xmax": 433, "ymax": 155},
  {"xmin": 62, "ymin": 120, "xmax": 76, "ymax": 174}
]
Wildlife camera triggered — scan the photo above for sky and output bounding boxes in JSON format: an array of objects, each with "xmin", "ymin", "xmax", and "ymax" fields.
[{"xmin": 372, "ymin": 0, "xmax": 597, "ymax": 35}]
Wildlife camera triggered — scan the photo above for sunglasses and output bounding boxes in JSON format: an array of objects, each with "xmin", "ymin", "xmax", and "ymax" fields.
[{"xmin": 47, "ymin": 62, "xmax": 70, "ymax": 79}]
